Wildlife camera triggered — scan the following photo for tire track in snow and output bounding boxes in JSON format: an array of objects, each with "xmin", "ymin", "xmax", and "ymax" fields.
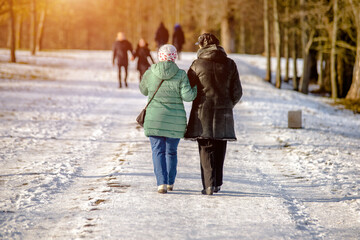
[
  {"xmin": 235, "ymin": 75, "xmax": 327, "ymax": 239},
  {"xmin": 254, "ymin": 154, "xmax": 327, "ymax": 239},
  {"xmin": 237, "ymin": 74, "xmax": 360, "ymax": 239},
  {"xmin": 233, "ymin": 130, "xmax": 327, "ymax": 239}
]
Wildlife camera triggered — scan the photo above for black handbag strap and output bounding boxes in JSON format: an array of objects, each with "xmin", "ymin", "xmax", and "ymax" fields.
[{"xmin": 144, "ymin": 79, "xmax": 164, "ymax": 109}]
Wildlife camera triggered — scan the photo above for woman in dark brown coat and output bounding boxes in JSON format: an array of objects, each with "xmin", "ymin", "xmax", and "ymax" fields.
[{"xmin": 185, "ymin": 33, "xmax": 242, "ymax": 195}]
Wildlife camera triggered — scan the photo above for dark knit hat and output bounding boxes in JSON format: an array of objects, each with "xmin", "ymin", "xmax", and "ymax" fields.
[{"xmin": 195, "ymin": 33, "xmax": 220, "ymax": 47}]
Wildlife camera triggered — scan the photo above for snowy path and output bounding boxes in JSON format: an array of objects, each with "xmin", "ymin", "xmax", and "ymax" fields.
[{"xmin": 0, "ymin": 50, "xmax": 360, "ymax": 239}]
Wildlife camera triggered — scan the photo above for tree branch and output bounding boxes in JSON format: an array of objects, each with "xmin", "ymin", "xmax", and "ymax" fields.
[
  {"xmin": 348, "ymin": 0, "xmax": 360, "ymax": 27},
  {"xmin": 305, "ymin": 30, "xmax": 315, "ymax": 53},
  {"xmin": 337, "ymin": 40, "xmax": 357, "ymax": 52}
]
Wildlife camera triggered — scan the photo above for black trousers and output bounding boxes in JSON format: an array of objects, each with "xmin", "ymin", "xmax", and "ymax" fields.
[
  {"xmin": 197, "ymin": 139, "xmax": 227, "ymax": 189},
  {"xmin": 138, "ymin": 65, "xmax": 149, "ymax": 82},
  {"xmin": 117, "ymin": 64, "xmax": 128, "ymax": 87}
]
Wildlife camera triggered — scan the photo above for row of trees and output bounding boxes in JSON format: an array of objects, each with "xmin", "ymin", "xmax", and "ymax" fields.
[
  {"xmin": 0, "ymin": 0, "xmax": 359, "ymax": 101},
  {"xmin": 263, "ymin": 0, "xmax": 359, "ymax": 100},
  {"xmin": 1, "ymin": 0, "xmax": 263, "ymax": 54}
]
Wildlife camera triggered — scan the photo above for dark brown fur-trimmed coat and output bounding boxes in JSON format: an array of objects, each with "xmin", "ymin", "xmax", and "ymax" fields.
[{"xmin": 184, "ymin": 44, "xmax": 242, "ymax": 140}]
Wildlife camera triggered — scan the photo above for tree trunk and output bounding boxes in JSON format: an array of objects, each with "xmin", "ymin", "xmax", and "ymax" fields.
[
  {"xmin": 30, "ymin": 0, "xmax": 36, "ymax": 55},
  {"xmin": 284, "ymin": 1, "xmax": 290, "ymax": 83},
  {"xmin": 136, "ymin": 0, "xmax": 140, "ymax": 36},
  {"xmin": 15, "ymin": 12, "xmax": 22, "ymax": 49},
  {"xmin": 308, "ymin": 50, "xmax": 319, "ymax": 81},
  {"xmin": 318, "ymin": 50, "xmax": 324, "ymax": 90},
  {"xmin": 221, "ymin": 17, "xmax": 231, "ymax": 53},
  {"xmin": 346, "ymin": 40, "xmax": 360, "ymax": 100},
  {"xmin": 201, "ymin": 0, "xmax": 209, "ymax": 33},
  {"xmin": 175, "ymin": 0, "xmax": 181, "ymax": 24},
  {"xmin": 291, "ymin": 0, "xmax": 298, "ymax": 90},
  {"xmin": 273, "ymin": 0, "xmax": 281, "ymax": 88},
  {"xmin": 337, "ymin": 54, "xmax": 344, "ymax": 97},
  {"xmin": 8, "ymin": 0, "xmax": 16, "ymax": 62},
  {"xmin": 292, "ymin": 32, "xmax": 298, "ymax": 90},
  {"xmin": 239, "ymin": 16, "xmax": 246, "ymax": 54},
  {"xmin": 299, "ymin": 0, "xmax": 309, "ymax": 94},
  {"xmin": 264, "ymin": 0, "xmax": 271, "ymax": 82},
  {"xmin": 324, "ymin": 54, "xmax": 332, "ymax": 92},
  {"xmin": 346, "ymin": 0, "xmax": 360, "ymax": 100},
  {"xmin": 86, "ymin": 28, "xmax": 91, "ymax": 50},
  {"xmin": 7, "ymin": 15, "xmax": 12, "ymax": 48},
  {"xmin": 221, "ymin": 0, "xmax": 235, "ymax": 53},
  {"xmin": 330, "ymin": 0, "xmax": 338, "ymax": 99},
  {"xmin": 36, "ymin": 2, "xmax": 47, "ymax": 52},
  {"xmin": 125, "ymin": 0, "xmax": 131, "ymax": 42}
]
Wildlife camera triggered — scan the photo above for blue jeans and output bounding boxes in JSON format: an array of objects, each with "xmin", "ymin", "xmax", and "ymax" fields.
[{"xmin": 149, "ymin": 136, "xmax": 180, "ymax": 186}]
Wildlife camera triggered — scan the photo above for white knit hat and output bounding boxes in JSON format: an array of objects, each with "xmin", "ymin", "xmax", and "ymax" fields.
[{"xmin": 158, "ymin": 44, "xmax": 177, "ymax": 62}]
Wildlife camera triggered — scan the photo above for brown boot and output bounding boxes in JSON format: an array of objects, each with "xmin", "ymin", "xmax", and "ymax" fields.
[{"xmin": 157, "ymin": 184, "xmax": 167, "ymax": 194}]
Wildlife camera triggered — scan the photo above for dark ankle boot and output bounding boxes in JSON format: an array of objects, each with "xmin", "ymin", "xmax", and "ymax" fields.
[{"xmin": 201, "ymin": 186, "xmax": 214, "ymax": 195}]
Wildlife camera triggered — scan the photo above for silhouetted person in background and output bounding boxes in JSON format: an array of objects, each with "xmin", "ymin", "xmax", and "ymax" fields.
[
  {"xmin": 172, "ymin": 24, "xmax": 185, "ymax": 60},
  {"xmin": 133, "ymin": 38, "xmax": 155, "ymax": 82},
  {"xmin": 155, "ymin": 22, "xmax": 169, "ymax": 49},
  {"xmin": 112, "ymin": 32, "xmax": 133, "ymax": 88}
]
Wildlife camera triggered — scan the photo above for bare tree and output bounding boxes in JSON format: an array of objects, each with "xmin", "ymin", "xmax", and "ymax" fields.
[
  {"xmin": 298, "ymin": 0, "xmax": 319, "ymax": 94},
  {"xmin": 239, "ymin": 15, "xmax": 246, "ymax": 53},
  {"xmin": 317, "ymin": 49, "xmax": 325, "ymax": 91},
  {"xmin": 346, "ymin": 0, "xmax": 360, "ymax": 100},
  {"xmin": 30, "ymin": 0, "xmax": 36, "ymax": 55},
  {"xmin": 221, "ymin": 0, "xmax": 235, "ymax": 53},
  {"xmin": 15, "ymin": 12, "xmax": 22, "ymax": 49},
  {"xmin": 299, "ymin": 0, "xmax": 309, "ymax": 94},
  {"xmin": 175, "ymin": 0, "xmax": 181, "ymax": 24},
  {"xmin": 283, "ymin": 0, "xmax": 290, "ymax": 82},
  {"xmin": 330, "ymin": 0, "xmax": 339, "ymax": 99},
  {"xmin": 292, "ymin": 32, "xmax": 298, "ymax": 90},
  {"xmin": 290, "ymin": 0, "xmax": 299, "ymax": 90},
  {"xmin": 7, "ymin": 0, "xmax": 15, "ymax": 62},
  {"xmin": 273, "ymin": 0, "xmax": 281, "ymax": 88},
  {"xmin": 200, "ymin": 0, "xmax": 210, "ymax": 33},
  {"xmin": 35, "ymin": 0, "xmax": 48, "ymax": 52},
  {"xmin": 1, "ymin": 0, "xmax": 10, "ymax": 48},
  {"xmin": 264, "ymin": 0, "xmax": 271, "ymax": 82}
]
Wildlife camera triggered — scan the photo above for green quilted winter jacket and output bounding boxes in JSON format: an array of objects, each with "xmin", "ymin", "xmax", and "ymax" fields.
[{"xmin": 139, "ymin": 61, "xmax": 197, "ymax": 138}]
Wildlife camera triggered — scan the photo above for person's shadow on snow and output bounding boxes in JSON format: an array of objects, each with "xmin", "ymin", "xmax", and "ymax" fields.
[{"xmin": 169, "ymin": 189, "xmax": 273, "ymax": 197}]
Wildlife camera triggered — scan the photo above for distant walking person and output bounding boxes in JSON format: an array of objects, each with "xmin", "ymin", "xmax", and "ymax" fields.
[
  {"xmin": 133, "ymin": 38, "xmax": 155, "ymax": 82},
  {"xmin": 112, "ymin": 32, "xmax": 134, "ymax": 88},
  {"xmin": 155, "ymin": 22, "xmax": 169, "ymax": 49},
  {"xmin": 139, "ymin": 44, "xmax": 197, "ymax": 194},
  {"xmin": 172, "ymin": 24, "xmax": 185, "ymax": 60},
  {"xmin": 185, "ymin": 33, "xmax": 242, "ymax": 195}
]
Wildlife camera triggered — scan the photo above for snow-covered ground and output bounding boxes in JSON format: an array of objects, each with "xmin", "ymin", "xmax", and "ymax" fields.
[{"xmin": 0, "ymin": 49, "xmax": 359, "ymax": 239}]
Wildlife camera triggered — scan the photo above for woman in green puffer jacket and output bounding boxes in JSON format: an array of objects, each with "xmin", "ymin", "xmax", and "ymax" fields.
[{"xmin": 139, "ymin": 44, "xmax": 197, "ymax": 194}]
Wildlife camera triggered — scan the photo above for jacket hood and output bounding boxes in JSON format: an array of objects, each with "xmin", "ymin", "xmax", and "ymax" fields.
[
  {"xmin": 197, "ymin": 44, "xmax": 227, "ymax": 62},
  {"xmin": 151, "ymin": 61, "xmax": 179, "ymax": 80}
]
